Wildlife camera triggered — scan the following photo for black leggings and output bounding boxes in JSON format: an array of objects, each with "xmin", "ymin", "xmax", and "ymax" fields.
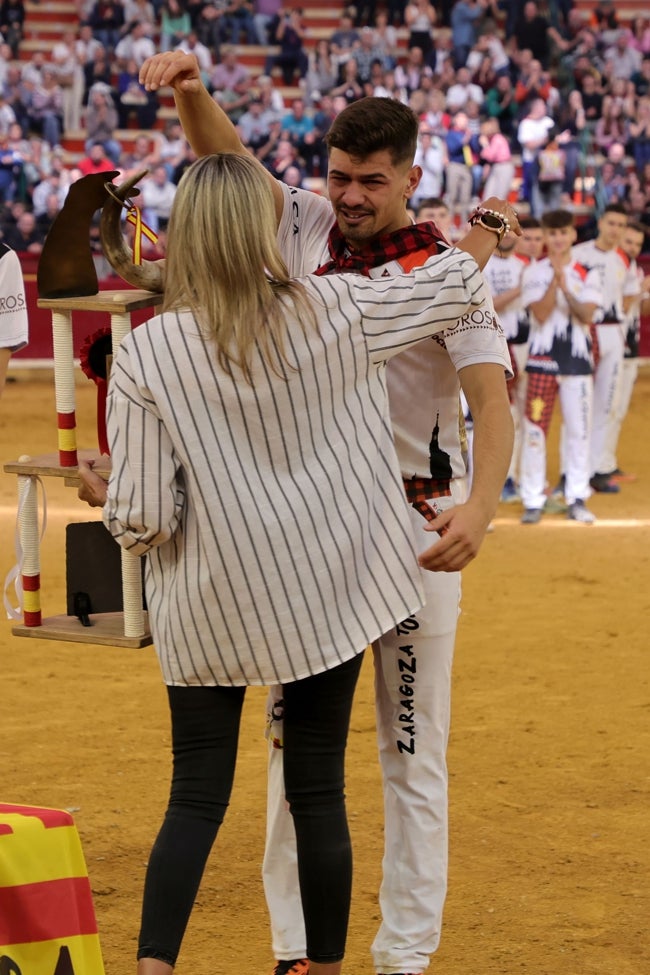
[{"xmin": 137, "ymin": 652, "xmax": 364, "ymax": 966}]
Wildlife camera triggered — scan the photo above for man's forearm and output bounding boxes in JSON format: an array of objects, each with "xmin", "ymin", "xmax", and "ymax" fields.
[
  {"xmin": 174, "ymin": 83, "xmax": 244, "ymax": 157},
  {"xmin": 469, "ymin": 398, "xmax": 515, "ymax": 521}
]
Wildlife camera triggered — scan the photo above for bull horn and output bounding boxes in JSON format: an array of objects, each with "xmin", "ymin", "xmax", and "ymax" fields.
[{"xmin": 100, "ymin": 169, "xmax": 164, "ymax": 293}]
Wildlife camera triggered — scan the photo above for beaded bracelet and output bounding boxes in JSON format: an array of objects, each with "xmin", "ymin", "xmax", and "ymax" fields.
[{"xmin": 468, "ymin": 206, "xmax": 511, "ymax": 243}]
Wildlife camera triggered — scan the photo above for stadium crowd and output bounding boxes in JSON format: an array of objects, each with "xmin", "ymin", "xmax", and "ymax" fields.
[
  {"xmin": 0, "ymin": 0, "xmax": 647, "ymax": 508},
  {"xmin": 0, "ymin": 0, "xmax": 650, "ymax": 249}
]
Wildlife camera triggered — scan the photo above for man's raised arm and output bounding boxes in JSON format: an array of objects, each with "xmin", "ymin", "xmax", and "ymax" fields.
[{"xmin": 140, "ymin": 52, "xmax": 285, "ymax": 220}]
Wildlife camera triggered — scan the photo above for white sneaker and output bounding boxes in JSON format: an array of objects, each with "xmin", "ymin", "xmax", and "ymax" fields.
[{"xmin": 568, "ymin": 500, "xmax": 596, "ymax": 524}]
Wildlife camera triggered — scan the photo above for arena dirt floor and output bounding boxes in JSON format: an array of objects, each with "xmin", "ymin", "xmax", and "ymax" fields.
[{"xmin": 2, "ymin": 364, "xmax": 649, "ymax": 975}]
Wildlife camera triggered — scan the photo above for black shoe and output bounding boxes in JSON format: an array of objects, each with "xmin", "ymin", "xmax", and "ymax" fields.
[
  {"xmin": 590, "ymin": 473, "xmax": 620, "ymax": 494},
  {"xmin": 272, "ymin": 961, "xmax": 309, "ymax": 975}
]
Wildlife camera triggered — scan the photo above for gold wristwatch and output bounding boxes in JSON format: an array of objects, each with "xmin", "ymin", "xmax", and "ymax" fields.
[{"xmin": 468, "ymin": 208, "xmax": 509, "ymax": 244}]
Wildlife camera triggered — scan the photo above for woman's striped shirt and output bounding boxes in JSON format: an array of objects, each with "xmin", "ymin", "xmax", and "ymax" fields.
[{"xmin": 103, "ymin": 248, "xmax": 488, "ymax": 686}]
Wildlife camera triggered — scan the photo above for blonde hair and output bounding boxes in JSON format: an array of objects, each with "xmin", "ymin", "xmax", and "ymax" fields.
[{"xmin": 163, "ymin": 153, "xmax": 314, "ymax": 382}]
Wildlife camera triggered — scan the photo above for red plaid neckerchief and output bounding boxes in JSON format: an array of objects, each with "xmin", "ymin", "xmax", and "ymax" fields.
[{"xmin": 314, "ymin": 220, "xmax": 448, "ymax": 276}]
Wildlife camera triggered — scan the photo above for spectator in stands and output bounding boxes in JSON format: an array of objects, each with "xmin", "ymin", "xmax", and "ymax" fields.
[
  {"xmin": 450, "ymin": 0, "xmax": 489, "ymax": 70},
  {"xmin": 280, "ymin": 97, "xmax": 314, "ymax": 157},
  {"xmin": 304, "ymin": 39, "xmax": 338, "ymax": 103},
  {"xmin": 446, "ymin": 64, "xmax": 483, "ymax": 112},
  {"xmin": 445, "ymin": 109, "xmax": 479, "ymax": 225},
  {"xmin": 27, "ymin": 69, "xmax": 64, "ymax": 149},
  {"xmin": 328, "ymin": 9, "xmax": 360, "ymax": 78},
  {"xmin": 117, "ymin": 56, "xmax": 159, "ymax": 128},
  {"xmin": 84, "ymin": 82, "xmax": 121, "ymax": 162},
  {"xmin": 114, "ymin": 20, "xmax": 157, "ymax": 70},
  {"xmin": 330, "ymin": 56, "xmax": 364, "ymax": 103},
  {"xmin": 221, "ymin": 0, "xmax": 256, "ymax": 45},
  {"xmin": 0, "ymin": 90, "xmax": 15, "ymax": 135},
  {"xmin": 52, "ymin": 30, "xmax": 85, "ymax": 135},
  {"xmin": 411, "ymin": 123, "xmax": 446, "ymax": 208},
  {"xmin": 593, "ymin": 96, "xmax": 629, "ymax": 156},
  {"xmin": 533, "ymin": 125, "xmax": 566, "ymax": 216},
  {"xmin": 478, "ymin": 115, "xmax": 513, "ymax": 201},
  {"xmin": 236, "ymin": 95, "xmax": 275, "ymax": 153},
  {"xmin": 0, "ymin": 0, "xmax": 25, "ymax": 60},
  {"xmin": 88, "ymin": 0, "xmax": 126, "ymax": 53},
  {"xmin": 603, "ymin": 29, "xmax": 641, "ymax": 83},
  {"xmin": 255, "ymin": 71, "xmax": 284, "ymax": 115},
  {"xmin": 352, "ymin": 26, "xmax": 390, "ymax": 84},
  {"xmin": 628, "ymin": 96, "xmax": 650, "ymax": 174},
  {"xmin": 31, "ymin": 168, "xmax": 67, "ymax": 217},
  {"xmin": 629, "ymin": 16, "xmax": 650, "ymax": 56},
  {"xmin": 35, "ymin": 190, "xmax": 65, "ymax": 235},
  {"xmin": 484, "ymin": 72, "xmax": 517, "ymax": 141},
  {"xmin": 589, "ymin": 0, "xmax": 619, "ymax": 48},
  {"xmin": 77, "ymin": 139, "xmax": 115, "ymax": 176},
  {"xmin": 555, "ymin": 87, "xmax": 587, "ymax": 203},
  {"xmin": 578, "ymin": 71, "xmax": 603, "ymax": 127},
  {"xmin": 394, "ymin": 45, "xmax": 431, "ymax": 97},
  {"xmin": 210, "ymin": 43, "xmax": 250, "ymax": 93},
  {"xmin": 160, "ymin": 0, "xmax": 192, "ymax": 52},
  {"xmin": 371, "ymin": 9, "xmax": 398, "ymax": 68},
  {"xmin": 153, "ymin": 118, "xmax": 188, "ymax": 176},
  {"xmin": 210, "ymin": 45, "xmax": 251, "ymax": 122},
  {"xmin": 195, "ymin": 0, "xmax": 228, "ymax": 60},
  {"xmin": 513, "ymin": 1, "xmax": 551, "ymax": 68},
  {"xmin": 514, "ymin": 57, "xmax": 554, "ymax": 112},
  {"xmin": 0, "ymin": 130, "xmax": 22, "ymax": 203},
  {"xmin": 253, "ymin": 0, "xmax": 281, "ymax": 46},
  {"xmin": 404, "ymin": 0, "xmax": 436, "ymax": 60},
  {"xmin": 175, "ymin": 30, "xmax": 214, "ymax": 86},
  {"xmin": 141, "ymin": 163, "xmax": 177, "ymax": 233},
  {"xmin": 517, "ymin": 96, "xmax": 555, "ymax": 208},
  {"xmin": 75, "ymin": 21, "xmax": 104, "ymax": 68},
  {"xmin": 2, "ymin": 208, "xmax": 44, "ymax": 253},
  {"xmin": 123, "ymin": 0, "xmax": 156, "ymax": 33},
  {"xmin": 119, "ymin": 131, "xmax": 157, "ymax": 174},
  {"xmin": 82, "ymin": 44, "xmax": 113, "ymax": 102},
  {"xmin": 265, "ymin": 7, "xmax": 308, "ymax": 87}
]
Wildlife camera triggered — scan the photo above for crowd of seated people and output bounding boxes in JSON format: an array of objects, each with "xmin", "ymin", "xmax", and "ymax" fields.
[{"xmin": 1, "ymin": 0, "xmax": 650, "ymax": 258}]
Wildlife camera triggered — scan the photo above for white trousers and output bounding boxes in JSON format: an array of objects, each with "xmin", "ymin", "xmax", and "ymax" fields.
[
  {"xmin": 590, "ymin": 324, "xmax": 625, "ymax": 476},
  {"xmin": 262, "ymin": 487, "xmax": 464, "ymax": 973},
  {"xmin": 482, "ymin": 160, "xmax": 515, "ymax": 203},
  {"xmin": 602, "ymin": 356, "xmax": 639, "ymax": 474},
  {"xmin": 520, "ymin": 374, "xmax": 593, "ymax": 509},
  {"xmin": 507, "ymin": 343, "xmax": 529, "ymax": 484}
]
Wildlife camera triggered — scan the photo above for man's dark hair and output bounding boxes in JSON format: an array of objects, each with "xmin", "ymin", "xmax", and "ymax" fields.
[
  {"xmin": 626, "ymin": 219, "xmax": 646, "ymax": 237},
  {"xmin": 519, "ymin": 215, "xmax": 542, "ymax": 229},
  {"xmin": 540, "ymin": 209, "xmax": 575, "ymax": 229},
  {"xmin": 326, "ymin": 97, "xmax": 419, "ymax": 167},
  {"xmin": 602, "ymin": 203, "xmax": 628, "ymax": 216},
  {"xmin": 417, "ymin": 197, "xmax": 446, "ymax": 209}
]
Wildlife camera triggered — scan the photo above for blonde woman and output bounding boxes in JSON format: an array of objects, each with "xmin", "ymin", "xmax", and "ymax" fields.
[{"xmin": 79, "ymin": 151, "xmax": 494, "ymax": 975}]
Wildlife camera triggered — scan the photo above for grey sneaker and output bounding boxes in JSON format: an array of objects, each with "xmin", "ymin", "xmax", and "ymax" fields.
[
  {"xmin": 568, "ymin": 500, "xmax": 596, "ymax": 524},
  {"xmin": 521, "ymin": 508, "xmax": 542, "ymax": 524}
]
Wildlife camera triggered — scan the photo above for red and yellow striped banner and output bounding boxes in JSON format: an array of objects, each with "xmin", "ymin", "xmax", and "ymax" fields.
[{"xmin": 0, "ymin": 804, "xmax": 105, "ymax": 974}]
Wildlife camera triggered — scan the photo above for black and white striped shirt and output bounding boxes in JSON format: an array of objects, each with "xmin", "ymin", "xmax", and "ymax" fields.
[{"xmin": 103, "ymin": 249, "xmax": 488, "ymax": 686}]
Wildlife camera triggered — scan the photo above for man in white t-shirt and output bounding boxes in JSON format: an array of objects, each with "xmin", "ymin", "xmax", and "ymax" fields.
[
  {"xmin": 0, "ymin": 242, "xmax": 28, "ymax": 397},
  {"xmin": 572, "ymin": 204, "xmax": 641, "ymax": 493},
  {"xmin": 139, "ymin": 51, "xmax": 517, "ymax": 975},
  {"xmin": 516, "ymin": 97, "xmax": 555, "ymax": 213}
]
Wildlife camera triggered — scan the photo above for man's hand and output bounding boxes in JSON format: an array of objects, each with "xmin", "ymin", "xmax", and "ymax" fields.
[
  {"xmin": 140, "ymin": 52, "xmax": 202, "ymax": 94},
  {"xmin": 417, "ymin": 502, "xmax": 492, "ymax": 573},
  {"xmin": 77, "ymin": 459, "xmax": 108, "ymax": 508}
]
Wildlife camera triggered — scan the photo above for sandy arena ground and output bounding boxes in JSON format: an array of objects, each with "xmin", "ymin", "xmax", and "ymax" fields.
[{"xmin": 1, "ymin": 364, "xmax": 649, "ymax": 975}]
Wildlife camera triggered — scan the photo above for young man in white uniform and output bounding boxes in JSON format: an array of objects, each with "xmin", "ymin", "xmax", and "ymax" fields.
[
  {"xmin": 0, "ymin": 241, "xmax": 28, "ymax": 398},
  {"xmin": 602, "ymin": 221, "xmax": 650, "ymax": 479},
  {"xmin": 139, "ymin": 52, "xmax": 516, "ymax": 975},
  {"xmin": 483, "ymin": 232, "xmax": 527, "ymax": 500},
  {"xmin": 571, "ymin": 205, "xmax": 641, "ymax": 493},
  {"xmin": 519, "ymin": 209, "xmax": 602, "ymax": 524}
]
